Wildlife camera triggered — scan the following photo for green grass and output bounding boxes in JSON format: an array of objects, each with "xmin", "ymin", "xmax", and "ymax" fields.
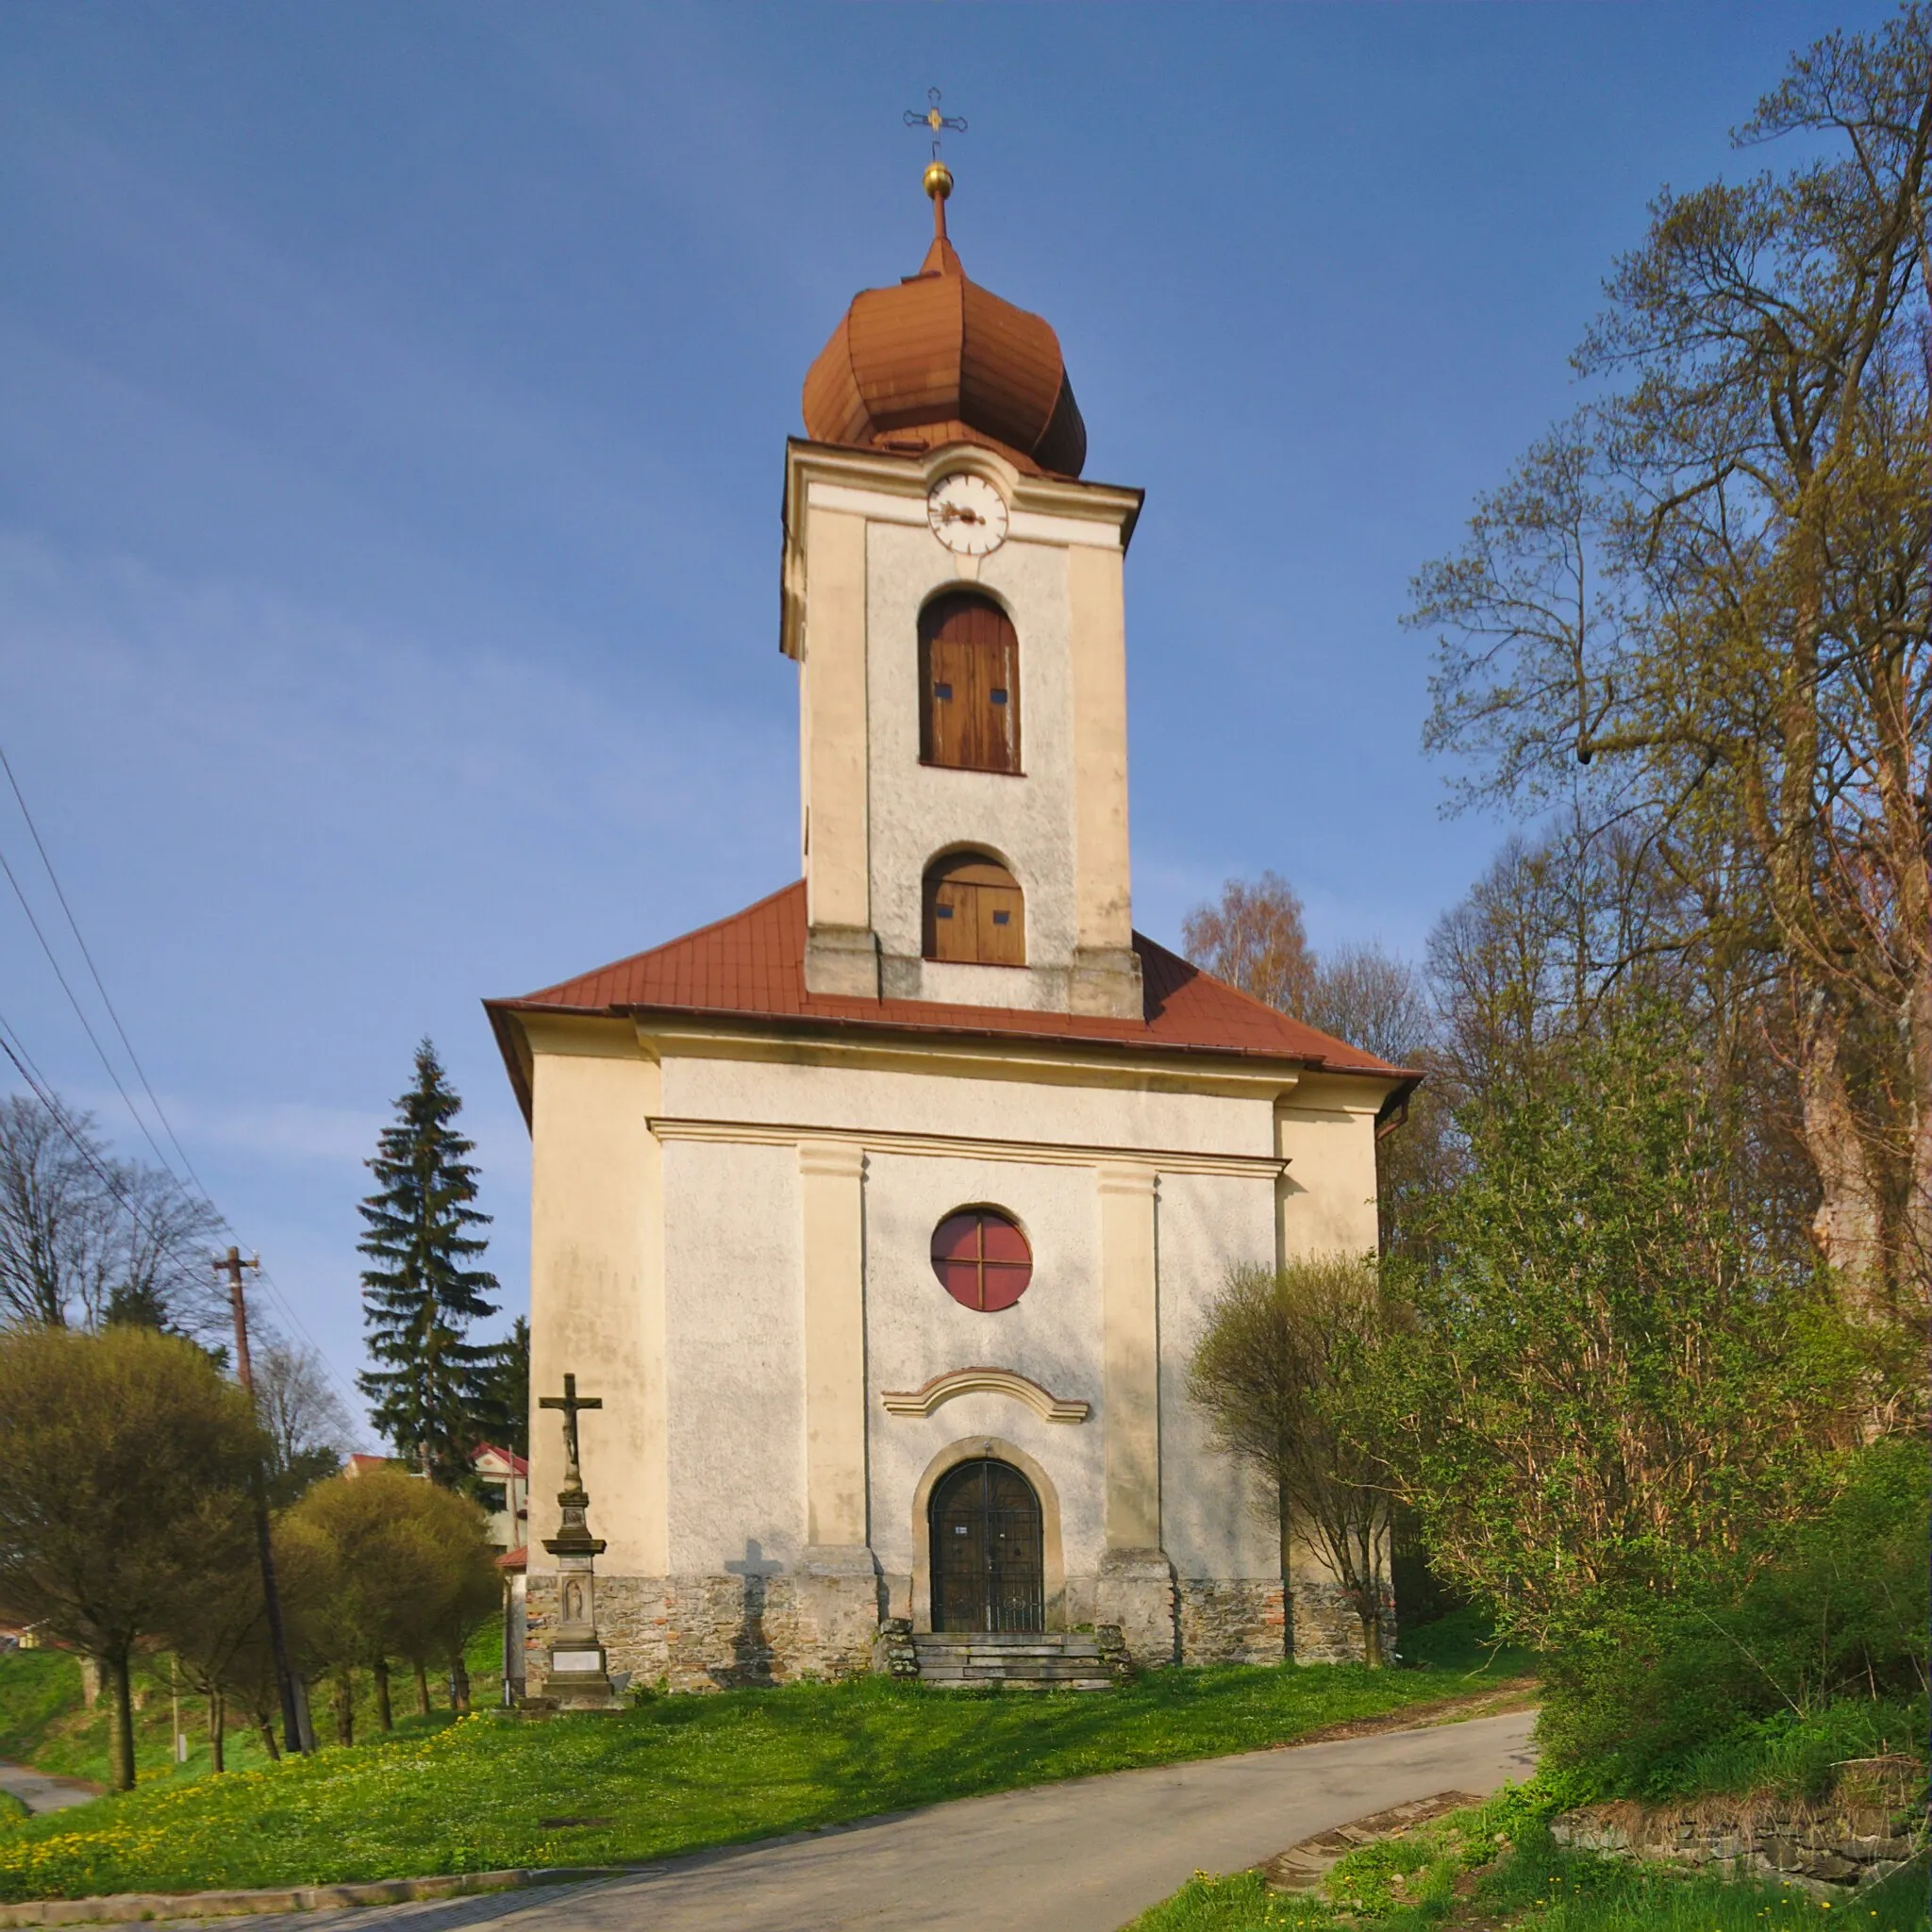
[
  {"xmin": 0, "ymin": 1652, "xmax": 88, "ymax": 1769},
  {"xmin": 1662, "ymin": 1700, "xmax": 1930, "ymax": 1805},
  {"xmin": 0, "ymin": 1619, "xmax": 510, "ymax": 1794},
  {"xmin": 1124, "ymin": 1798, "xmax": 1930, "ymax": 1932},
  {"xmin": 0, "ymin": 1641, "xmax": 1531, "ymax": 1902}
]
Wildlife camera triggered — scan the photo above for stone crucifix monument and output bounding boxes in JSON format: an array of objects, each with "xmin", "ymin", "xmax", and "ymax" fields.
[{"xmin": 537, "ymin": 1373, "xmax": 623, "ymax": 1710}]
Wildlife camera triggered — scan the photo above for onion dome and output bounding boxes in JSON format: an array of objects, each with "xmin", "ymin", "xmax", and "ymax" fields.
[{"xmin": 802, "ymin": 162, "xmax": 1088, "ymax": 478}]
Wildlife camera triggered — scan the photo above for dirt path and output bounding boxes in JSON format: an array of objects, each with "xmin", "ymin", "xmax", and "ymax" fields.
[{"xmin": 0, "ymin": 1760, "xmax": 100, "ymax": 1817}]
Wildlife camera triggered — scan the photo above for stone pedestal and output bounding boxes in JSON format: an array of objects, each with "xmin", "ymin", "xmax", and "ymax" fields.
[
  {"xmin": 1096, "ymin": 1548, "xmax": 1177, "ymax": 1667},
  {"xmin": 542, "ymin": 1555, "xmax": 623, "ymax": 1709}
]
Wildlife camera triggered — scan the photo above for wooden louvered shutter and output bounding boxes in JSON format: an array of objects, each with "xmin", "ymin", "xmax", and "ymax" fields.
[
  {"xmin": 923, "ymin": 854, "xmax": 1025, "ymax": 966},
  {"xmin": 920, "ymin": 595, "xmax": 1021, "ymax": 774}
]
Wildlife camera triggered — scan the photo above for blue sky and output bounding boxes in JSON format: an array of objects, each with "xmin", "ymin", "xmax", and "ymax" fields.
[{"xmin": 0, "ymin": 2, "xmax": 1889, "ymax": 1425}]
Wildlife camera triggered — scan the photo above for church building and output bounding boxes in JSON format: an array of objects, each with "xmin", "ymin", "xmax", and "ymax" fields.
[{"xmin": 486, "ymin": 161, "xmax": 1415, "ymax": 1690}]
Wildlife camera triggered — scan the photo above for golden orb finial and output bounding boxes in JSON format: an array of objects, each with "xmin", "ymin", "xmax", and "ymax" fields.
[{"xmin": 924, "ymin": 158, "xmax": 954, "ymax": 202}]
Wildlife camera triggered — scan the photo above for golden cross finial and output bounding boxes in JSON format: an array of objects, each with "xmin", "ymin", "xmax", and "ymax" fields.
[
  {"xmin": 904, "ymin": 87, "xmax": 966, "ymax": 161},
  {"xmin": 904, "ymin": 88, "xmax": 966, "ymax": 242}
]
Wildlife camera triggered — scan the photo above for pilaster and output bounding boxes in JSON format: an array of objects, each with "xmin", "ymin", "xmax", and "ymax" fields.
[
  {"xmin": 801, "ymin": 506, "xmax": 876, "ymax": 994},
  {"xmin": 1067, "ymin": 544, "xmax": 1141, "ymax": 1021},
  {"xmin": 797, "ymin": 1141, "xmax": 870, "ymax": 1546},
  {"xmin": 1098, "ymin": 1162, "xmax": 1161, "ymax": 1549}
]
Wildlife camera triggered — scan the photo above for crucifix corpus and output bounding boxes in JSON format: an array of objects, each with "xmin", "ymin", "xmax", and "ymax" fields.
[{"xmin": 536, "ymin": 1372, "xmax": 623, "ymax": 1709}]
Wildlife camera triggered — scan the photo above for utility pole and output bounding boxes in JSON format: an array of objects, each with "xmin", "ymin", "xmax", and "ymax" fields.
[{"xmin": 212, "ymin": 1247, "xmax": 307, "ymax": 1757}]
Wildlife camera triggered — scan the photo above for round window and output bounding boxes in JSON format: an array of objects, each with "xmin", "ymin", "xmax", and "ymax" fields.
[{"xmin": 930, "ymin": 1208, "xmax": 1032, "ymax": 1312}]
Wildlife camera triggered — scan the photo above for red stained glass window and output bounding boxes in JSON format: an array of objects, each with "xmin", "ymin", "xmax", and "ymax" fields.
[{"xmin": 931, "ymin": 1208, "xmax": 1033, "ymax": 1312}]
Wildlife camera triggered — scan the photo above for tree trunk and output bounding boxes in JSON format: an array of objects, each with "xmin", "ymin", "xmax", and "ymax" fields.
[
  {"xmin": 332, "ymin": 1668, "xmax": 354, "ymax": 1748},
  {"xmin": 413, "ymin": 1660, "xmax": 431, "ymax": 1717},
  {"xmin": 1904, "ymin": 961, "xmax": 1932, "ymax": 1303},
  {"xmin": 208, "ymin": 1690, "xmax": 225, "ymax": 1774},
  {"xmin": 1797, "ymin": 988, "xmax": 1889, "ymax": 1320},
  {"xmin": 372, "ymin": 1659, "xmax": 392, "ymax": 1732},
  {"xmin": 108, "ymin": 1650, "xmax": 136, "ymax": 1792},
  {"xmin": 449, "ymin": 1655, "xmax": 471, "ymax": 1715},
  {"xmin": 255, "ymin": 1707, "xmax": 280, "ymax": 1763},
  {"xmin": 1359, "ymin": 1598, "xmax": 1385, "ymax": 1668}
]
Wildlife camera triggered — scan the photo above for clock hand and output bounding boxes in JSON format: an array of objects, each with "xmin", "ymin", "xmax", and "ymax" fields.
[{"xmin": 934, "ymin": 503, "xmax": 985, "ymax": 525}]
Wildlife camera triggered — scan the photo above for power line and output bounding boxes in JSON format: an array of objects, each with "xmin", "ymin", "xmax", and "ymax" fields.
[
  {"xmin": 1, "ymin": 996, "xmax": 362, "ymax": 1405},
  {"xmin": 0, "ymin": 836, "xmax": 186, "ymax": 1189},
  {"xmin": 0, "ymin": 742, "xmax": 221, "ymax": 1208},
  {"xmin": 0, "ymin": 746, "xmax": 363, "ymax": 1411},
  {"xmin": 0, "ymin": 1011, "xmax": 193, "ymax": 1259}
]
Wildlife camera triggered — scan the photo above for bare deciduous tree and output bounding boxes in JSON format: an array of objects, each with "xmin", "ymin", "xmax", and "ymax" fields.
[
  {"xmin": 1188, "ymin": 1255, "xmax": 1398, "ymax": 1666},
  {"xmin": 1180, "ymin": 873, "xmax": 1317, "ymax": 1018},
  {"xmin": 0, "ymin": 1092, "xmax": 223, "ymax": 1337},
  {"xmin": 254, "ymin": 1341, "xmax": 357, "ymax": 1503}
]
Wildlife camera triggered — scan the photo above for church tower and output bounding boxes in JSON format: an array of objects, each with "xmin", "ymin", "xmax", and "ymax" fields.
[{"xmin": 784, "ymin": 159, "xmax": 1145, "ymax": 1022}]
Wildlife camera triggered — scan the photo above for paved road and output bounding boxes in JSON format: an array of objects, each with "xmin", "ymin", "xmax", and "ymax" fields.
[
  {"xmin": 147, "ymin": 1707, "xmax": 1537, "ymax": 1932},
  {"xmin": 0, "ymin": 1760, "xmax": 100, "ymax": 1816}
]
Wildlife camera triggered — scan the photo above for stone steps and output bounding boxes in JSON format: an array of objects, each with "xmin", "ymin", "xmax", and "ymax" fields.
[{"xmin": 911, "ymin": 1630, "xmax": 1121, "ymax": 1690}]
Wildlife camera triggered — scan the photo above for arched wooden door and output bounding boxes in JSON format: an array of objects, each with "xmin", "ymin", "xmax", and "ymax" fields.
[{"xmin": 929, "ymin": 1458, "xmax": 1044, "ymax": 1633}]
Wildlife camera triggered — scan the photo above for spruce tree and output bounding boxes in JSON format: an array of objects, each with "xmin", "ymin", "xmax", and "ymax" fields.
[
  {"xmin": 357, "ymin": 1041, "xmax": 499, "ymax": 1484},
  {"xmin": 472, "ymin": 1315, "xmax": 530, "ymax": 1458}
]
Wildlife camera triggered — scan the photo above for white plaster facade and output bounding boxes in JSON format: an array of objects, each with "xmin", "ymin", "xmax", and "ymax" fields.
[{"xmin": 492, "ymin": 432, "xmax": 1408, "ymax": 1690}]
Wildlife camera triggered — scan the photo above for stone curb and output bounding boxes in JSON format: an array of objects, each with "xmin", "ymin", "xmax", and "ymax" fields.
[
  {"xmin": 1261, "ymin": 1790, "xmax": 1483, "ymax": 1891},
  {"xmin": 0, "ymin": 1865, "xmax": 635, "ymax": 1927}
]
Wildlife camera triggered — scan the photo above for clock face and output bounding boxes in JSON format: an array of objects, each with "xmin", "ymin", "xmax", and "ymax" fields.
[{"xmin": 926, "ymin": 473, "xmax": 1009, "ymax": 557}]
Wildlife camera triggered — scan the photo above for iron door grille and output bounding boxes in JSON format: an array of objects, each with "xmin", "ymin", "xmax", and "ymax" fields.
[{"xmin": 930, "ymin": 1458, "xmax": 1044, "ymax": 1633}]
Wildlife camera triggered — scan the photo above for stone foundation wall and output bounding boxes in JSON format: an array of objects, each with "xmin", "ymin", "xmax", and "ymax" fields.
[
  {"xmin": 1288, "ymin": 1578, "xmax": 1394, "ymax": 1665},
  {"xmin": 1553, "ymin": 1791, "xmax": 1926, "ymax": 1899},
  {"xmin": 531, "ymin": 1565, "xmax": 1324, "ymax": 1689},
  {"xmin": 1178, "ymin": 1578, "xmax": 1286, "ymax": 1665},
  {"xmin": 1096, "ymin": 1550, "xmax": 1178, "ymax": 1668},
  {"xmin": 525, "ymin": 1567, "xmax": 881, "ymax": 1695}
]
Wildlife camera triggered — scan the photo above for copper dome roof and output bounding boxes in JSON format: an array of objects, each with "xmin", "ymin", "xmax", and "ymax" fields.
[{"xmin": 802, "ymin": 188, "xmax": 1088, "ymax": 478}]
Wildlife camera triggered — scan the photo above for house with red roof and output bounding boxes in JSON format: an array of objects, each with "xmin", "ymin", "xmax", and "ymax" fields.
[{"xmin": 487, "ymin": 162, "xmax": 1415, "ymax": 1696}]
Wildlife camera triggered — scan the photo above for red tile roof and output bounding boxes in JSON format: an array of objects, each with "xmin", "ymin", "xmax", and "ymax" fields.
[
  {"xmin": 487, "ymin": 881, "xmax": 1413, "ymax": 1122},
  {"xmin": 471, "ymin": 1443, "xmax": 529, "ymax": 1477}
]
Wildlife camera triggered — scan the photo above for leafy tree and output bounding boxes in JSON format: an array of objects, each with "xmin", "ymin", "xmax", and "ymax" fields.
[
  {"xmin": 357, "ymin": 1041, "xmax": 499, "ymax": 1484},
  {"xmin": 168, "ymin": 1544, "xmax": 267, "ymax": 1774},
  {"xmin": 1411, "ymin": 10, "xmax": 1931, "ymax": 1322},
  {"xmin": 1378, "ymin": 1004, "xmax": 1859, "ymax": 1656},
  {"xmin": 282, "ymin": 1467, "xmax": 499, "ymax": 1733},
  {"xmin": 1188, "ymin": 1254, "xmax": 1399, "ymax": 1665},
  {"xmin": 0, "ymin": 1324, "xmax": 262, "ymax": 1789}
]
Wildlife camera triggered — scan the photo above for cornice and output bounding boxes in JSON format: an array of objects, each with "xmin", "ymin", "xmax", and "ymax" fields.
[
  {"xmin": 633, "ymin": 1014, "xmax": 1307, "ymax": 1102},
  {"xmin": 880, "ymin": 1366, "xmax": 1091, "ymax": 1424},
  {"xmin": 647, "ymin": 1115, "xmax": 1285, "ymax": 1179}
]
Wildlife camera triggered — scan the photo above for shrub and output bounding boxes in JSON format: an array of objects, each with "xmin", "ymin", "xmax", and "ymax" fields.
[{"xmin": 1536, "ymin": 1437, "xmax": 1930, "ymax": 1798}]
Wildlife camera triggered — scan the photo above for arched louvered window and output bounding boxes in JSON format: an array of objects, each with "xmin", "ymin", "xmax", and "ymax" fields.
[
  {"xmin": 920, "ymin": 593, "xmax": 1021, "ymax": 774},
  {"xmin": 924, "ymin": 852, "xmax": 1024, "ymax": 967}
]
